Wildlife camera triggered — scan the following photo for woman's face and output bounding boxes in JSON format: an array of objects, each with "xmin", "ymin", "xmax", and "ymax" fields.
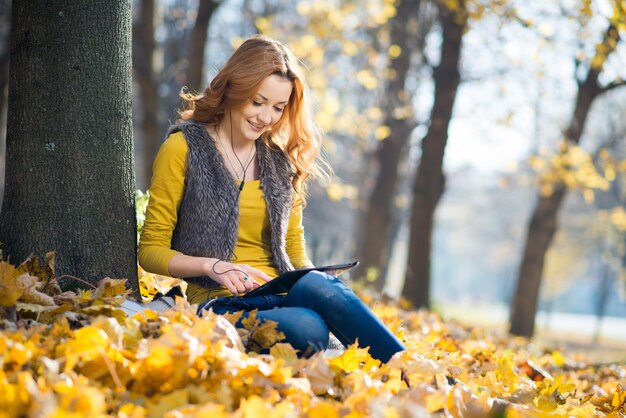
[{"xmin": 229, "ymin": 74, "xmax": 293, "ymax": 143}]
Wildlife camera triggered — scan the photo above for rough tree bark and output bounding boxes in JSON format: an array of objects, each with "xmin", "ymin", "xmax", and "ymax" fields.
[
  {"xmin": 402, "ymin": 1, "xmax": 466, "ymax": 308},
  {"xmin": 355, "ymin": 0, "xmax": 421, "ymax": 289},
  {"xmin": 509, "ymin": 23, "xmax": 623, "ymax": 337},
  {"xmin": 0, "ymin": 0, "xmax": 11, "ymax": 159},
  {"xmin": 0, "ymin": 0, "xmax": 138, "ymax": 294}
]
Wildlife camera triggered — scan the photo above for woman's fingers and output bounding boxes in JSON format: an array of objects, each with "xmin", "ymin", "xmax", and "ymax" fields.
[
  {"xmin": 209, "ymin": 261, "xmax": 269, "ymax": 294},
  {"xmin": 232, "ymin": 275, "xmax": 247, "ymax": 295},
  {"xmin": 241, "ymin": 276, "xmax": 255, "ymax": 291},
  {"xmin": 221, "ymin": 277, "xmax": 239, "ymax": 296},
  {"xmin": 246, "ymin": 267, "xmax": 272, "ymax": 283}
]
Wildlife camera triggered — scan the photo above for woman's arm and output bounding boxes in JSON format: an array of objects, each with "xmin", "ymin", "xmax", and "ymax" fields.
[
  {"xmin": 285, "ymin": 203, "xmax": 314, "ymax": 269},
  {"xmin": 138, "ymin": 132, "xmax": 187, "ymax": 275}
]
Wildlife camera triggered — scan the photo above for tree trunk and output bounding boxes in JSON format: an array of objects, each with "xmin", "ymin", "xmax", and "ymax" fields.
[
  {"xmin": 0, "ymin": 0, "xmax": 11, "ymax": 207},
  {"xmin": 402, "ymin": 2, "xmax": 466, "ymax": 309},
  {"xmin": 355, "ymin": 0, "xmax": 420, "ymax": 289},
  {"xmin": 0, "ymin": 0, "xmax": 138, "ymax": 294},
  {"xmin": 593, "ymin": 259, "xmax": 612, "ymax": 343},
  {"xmin": 509, "ymin": 46, "xmax": 606, "ymax": 337},
  {"xmin": 187, "ymin": 0, "xmax": 220, "ymax": 92},
  {"xmin": 132, "ymin": 0, "xmax": 160, "ymax": 190},
  {"xmin": 509, "ymin": 188, "xmax": 566, "ymax": 336}
]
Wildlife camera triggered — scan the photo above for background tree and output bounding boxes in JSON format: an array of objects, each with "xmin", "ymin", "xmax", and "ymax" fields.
[
  {"xmin": 0, "ymin": 0, "xmax": 138, "ymax": 293},
  {"xmin": 187, "ymin": 0, "xmax": 221, "ymax": 92},
  {"xmin": 355, "ymin": 0, "xmax": 423, "ymax": 290},
  {"xmin": 133, "ymin": 0, "xmax": 160, "ymax": 190},
  {"xmin": 402, "ymin": 0, "xmax": 467, "ymax": 308},
  {"xmin": 133, "ymin": 0, "xmax": 222, "ymax": 189},
  {"xmin": 251, "ymin": 0, "xmax": 405, "ymax": 266},
  {"xmin": 510, "ymin": 6, "xmax": 626, "ymax": 336}
]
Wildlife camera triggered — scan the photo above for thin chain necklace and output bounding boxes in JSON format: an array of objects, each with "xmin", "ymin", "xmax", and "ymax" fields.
[{"xmin": 218, "ymin": 111, "xmax": 257, "ymax": 186}]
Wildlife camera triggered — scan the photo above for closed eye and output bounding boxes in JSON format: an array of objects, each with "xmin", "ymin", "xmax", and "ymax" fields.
[
  {"xmin": 252, "ymin": 100, "xmax": 263, "ymax": 107},
  {"xmin": 274, "ymin": 107, "xmax": 284, "ymax": 113}
]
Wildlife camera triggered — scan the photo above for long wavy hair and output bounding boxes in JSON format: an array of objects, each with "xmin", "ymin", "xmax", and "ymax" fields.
[{"xmin": 179, "ymin": 35, "xmax": 326, "ymax": 205}]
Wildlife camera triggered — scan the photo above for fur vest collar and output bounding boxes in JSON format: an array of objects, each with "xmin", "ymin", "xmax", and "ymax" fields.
[{"xmin": 169, "ymin": 121, "xmax": 295, "ymax": 289}]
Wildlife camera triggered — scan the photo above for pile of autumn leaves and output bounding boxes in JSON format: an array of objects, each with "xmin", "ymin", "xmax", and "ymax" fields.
[{"xmin": 0, "ymin": 255, "xmax": 625, "ymax": 418}]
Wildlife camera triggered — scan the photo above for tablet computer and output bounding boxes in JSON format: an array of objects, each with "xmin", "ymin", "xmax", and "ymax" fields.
[{"xmin": 243, "ymin": 261, "xmax": 359, "ymax": 298}]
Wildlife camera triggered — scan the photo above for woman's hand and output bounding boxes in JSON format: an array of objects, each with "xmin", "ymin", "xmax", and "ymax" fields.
[{"xmin": 206, "ymin": 260, "xmax": 273, "ymax": 296}]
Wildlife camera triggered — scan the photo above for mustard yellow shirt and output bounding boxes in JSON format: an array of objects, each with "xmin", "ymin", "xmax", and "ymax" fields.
[{"xmin": 138, "ymin": 131, "xmax": 313, "ymax": 302}]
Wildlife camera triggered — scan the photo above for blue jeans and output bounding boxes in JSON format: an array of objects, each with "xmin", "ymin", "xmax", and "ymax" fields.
[{"xmin": 198, "ymin": 271, "xmax": 406, "ymax": 362}]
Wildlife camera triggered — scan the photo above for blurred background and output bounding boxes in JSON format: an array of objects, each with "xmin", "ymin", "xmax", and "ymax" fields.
[{"xmin": 0, "ymin": 0, "xmax": 625, "ymax": 358}]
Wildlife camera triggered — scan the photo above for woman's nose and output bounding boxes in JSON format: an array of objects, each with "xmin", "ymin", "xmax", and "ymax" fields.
[{"xmin": 258, "ymin": 108, "xmax": 271, "ymax": 124}]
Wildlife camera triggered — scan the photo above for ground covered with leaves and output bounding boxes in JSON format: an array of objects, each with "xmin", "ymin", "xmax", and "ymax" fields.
[{"xmin": 1, "ymin": 254, "xmax": 625, "ymax": 417}]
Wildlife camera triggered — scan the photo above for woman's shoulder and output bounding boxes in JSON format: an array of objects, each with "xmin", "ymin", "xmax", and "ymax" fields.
[
  {"xmin": 168, "ymin": 120, "xmax": 208, "ymax": 139},
  {"xmin": 161, "ymin": 130, "xmax": 188, "ymax": 155}
]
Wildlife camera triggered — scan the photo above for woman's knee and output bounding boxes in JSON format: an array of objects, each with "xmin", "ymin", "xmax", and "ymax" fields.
[
  {"xmin": 287, "ymin": 270, "xmax": 352, "ymax": 307},
  {"xmin": 294, "ymin": 310, "xmax": 330, "ymax": 351},
  {"xmin": 257, "ymin": 307, "xmax": 329, "ymax": 356}
]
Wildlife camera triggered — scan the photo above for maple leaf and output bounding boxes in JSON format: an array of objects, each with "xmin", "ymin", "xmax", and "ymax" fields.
[
  {"xmin": 327, "ymin": 341, "xmax": 380, "ymax": 373},
  {"xmin": 18, "ymin": 273, "xmax": 56, "ymax": 306},
  {"xmin": 16, "ymin": 252, "xmax": 49, "ymax": 280},
  {"xmin": 53, "ymin": 291, "xmax": 77, "ymax": 305},
  {"xmin": 93, "ymin": 277, "xmax": 130, "ymax": 299},
  {"xmin": 611, "ymin": 383, "xmax": 625, "ymax": 409},
  {"xmin": 214, "ymin": 315, "xmax": 245, "ymax": 351},
  {"xmin": 270, "ymin": 342, "xmax": 300, "ymax": 370},
  {"xmin": 0, "ymin": 260, "xmax": 23, "ymax": 306},
  {"xmin": 16, "ymin": 302, "xmax": 55, "ymax": 318},
  {"xmin": 301, "ymin": 353, "xmax": 336, "ymax": 395},
  {"xmin": 246, "ymin": 318, "xmax": 286, "ymax": 352}
]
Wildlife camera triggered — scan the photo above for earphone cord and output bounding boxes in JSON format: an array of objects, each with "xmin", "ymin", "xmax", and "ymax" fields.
[
  {"xmin": 229, "ymin": 110, "xmax": 256, "ymax": 189},
  {"xmin": 210, "ymin": 112, "xmax": 257, "ymax": 280},
  {"xmin": 212, "ymin": 259, "xmax": 247, "ymax": 278}
]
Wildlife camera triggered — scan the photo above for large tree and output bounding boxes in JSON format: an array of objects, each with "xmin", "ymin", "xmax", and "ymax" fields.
[
  {"xmin": 402, "ymin": 0, "xmax": 467, "ymax": 308},
  {"xmin": 509, "ymin": 17, "xmax": 625, "ymax": 337},
  {"xmin": 355, "ymin": 0, "xmax": 422, "ymax": 288},
  {"xmin": 0, "ymin": 0, "xmax": 138, "ymax": 294}
]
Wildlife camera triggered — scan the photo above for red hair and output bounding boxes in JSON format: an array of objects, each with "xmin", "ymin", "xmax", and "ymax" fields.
[{"xmin": 179, "ymin": 35, "xmax": 326, "ymax": 205}]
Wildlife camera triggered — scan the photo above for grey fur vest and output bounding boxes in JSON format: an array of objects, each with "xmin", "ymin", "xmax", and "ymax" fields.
[{"xmin": 169, "ymin": 121, "xmax": 295, "ymax": 288}]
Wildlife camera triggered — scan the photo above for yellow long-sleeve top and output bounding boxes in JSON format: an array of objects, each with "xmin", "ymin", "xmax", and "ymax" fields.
[{"xmin": 138, "ymin": 131, "xmax": 313, "ymax": 303}]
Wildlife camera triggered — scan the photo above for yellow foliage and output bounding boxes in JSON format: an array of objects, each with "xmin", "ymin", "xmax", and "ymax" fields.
[
  {"xmin": 529, "ymin": 142, "xmax": 617, "ymax": 200},
  {"xmin": 325, "ymin": 181, "xmax": 358, "ymax": 201},
  {"xmin": 388, "ymin": 44, "xmax": 402, "ymax": 58},
  {"xmin": 610, "ymin": 207, "xmax": 626, "ymax": 231},
  {"xmin": 0, "ymin": 255, "xmax": 625, "ymax": 417},
  {"xmin": 374, "ymin": 125, "xmax": 391, "ymax": 140}
]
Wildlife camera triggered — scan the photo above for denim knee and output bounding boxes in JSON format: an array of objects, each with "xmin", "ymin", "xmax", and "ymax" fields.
[
  {"xmin": 287, "ymin": 270, "xmax": 352, "ymax": 308},
  {"xmin": 256, "ymin": 307, "xmax": 329, "ymax": 357}
]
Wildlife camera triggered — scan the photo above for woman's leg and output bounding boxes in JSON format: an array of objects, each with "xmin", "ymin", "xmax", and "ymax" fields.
[
  {"xmin": 255, "ymin": 307, "xmax": 329, "ymax": 357},
  {"xmin": 199, "ymin": 295, "xmax": 329, "ymax": 357},
  {"xmin": 284, "ymin": 271, "xmax": 406, "ymax": 362}
]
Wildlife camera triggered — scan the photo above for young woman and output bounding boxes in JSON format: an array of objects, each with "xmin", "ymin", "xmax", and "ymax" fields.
[{"xmin": 138, "ymin": 35, "xmax": 405, "ymax": 362}]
